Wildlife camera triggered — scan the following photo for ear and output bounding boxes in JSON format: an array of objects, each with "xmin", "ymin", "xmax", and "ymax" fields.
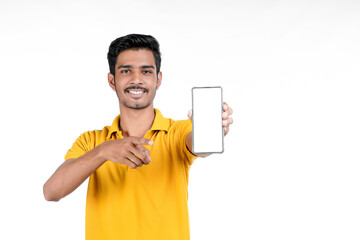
[
  {"xmin": 156, "ymin": 71, "xmax": 162, "ymax": 90},
  {"xmin": 108, "ymin": 73, "xmax": 116, "ymax": 91}
]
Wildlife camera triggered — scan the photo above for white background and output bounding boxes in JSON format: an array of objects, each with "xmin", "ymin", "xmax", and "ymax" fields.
[{"xmin": 1, "ymin": 0, "xmax": 359, "ymax": 239}]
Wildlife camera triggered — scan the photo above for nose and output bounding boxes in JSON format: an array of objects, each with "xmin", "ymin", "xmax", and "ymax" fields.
[{"xmin": 130, "ymin": 70, "xmax": 143, "ymax": 85}]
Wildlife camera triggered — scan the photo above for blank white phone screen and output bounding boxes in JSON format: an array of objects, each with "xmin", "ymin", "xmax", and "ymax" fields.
[{"xmin": 192, "ymin": 87, "xmax": 224, "ymax": 154}]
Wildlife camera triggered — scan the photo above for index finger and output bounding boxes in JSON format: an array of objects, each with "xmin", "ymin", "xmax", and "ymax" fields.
[{"xmin": 132, "ymin": 137, "xmax": 153, "ymax": 147}]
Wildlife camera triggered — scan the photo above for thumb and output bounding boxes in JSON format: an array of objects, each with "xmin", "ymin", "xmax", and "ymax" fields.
[{"xmin": 188, "ymin": 110, "xmax": 193, "ymax": 120}]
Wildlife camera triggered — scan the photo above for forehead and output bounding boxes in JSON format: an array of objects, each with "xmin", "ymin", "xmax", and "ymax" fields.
[{"xmin": 116, "ymin": 49, "xmax": 155, "ymax": 67}]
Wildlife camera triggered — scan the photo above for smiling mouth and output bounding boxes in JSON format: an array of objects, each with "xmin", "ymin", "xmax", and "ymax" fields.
[
  {"xmin": 125, "ymin": 86, "xmax": 148, "ymax": 94},
  {"xmin": 128, "ymin": 90, "xmax": 145, "ymax": 95},
  {"xmin": 125, "ymin": 87, "xmax": 148, "ymax": 98}
]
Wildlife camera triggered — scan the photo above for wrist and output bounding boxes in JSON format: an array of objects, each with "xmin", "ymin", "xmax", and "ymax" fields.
[{"xmin": 92, "ymin": 143, "xmax": 109, "ymax": 165}]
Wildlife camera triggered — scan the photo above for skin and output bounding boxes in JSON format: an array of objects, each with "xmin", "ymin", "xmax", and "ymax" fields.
[
  {"xmin": 107, "ymin": 49, "xmax": 162, "ymax": 138},
  {"xmin": 43, "ymin": 49, "xmax": 233, "ymax": 202}
]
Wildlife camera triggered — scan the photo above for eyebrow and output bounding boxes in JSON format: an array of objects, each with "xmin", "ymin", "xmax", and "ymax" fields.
[
  {"xmin": 118, "ymin": 65, "xmax": 155, "ymax": 70},
  {"xmin": 141, "ymin": 65, "xmax": 155, "ymax": 69},
  {"xmin": 118, "ymin": 65, "xmax": 132, "ymax": 69}
]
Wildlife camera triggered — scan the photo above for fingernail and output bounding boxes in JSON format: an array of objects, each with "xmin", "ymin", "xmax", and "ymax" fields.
[{"xmin": 148, "ymin": 140, "xmax": 153, "ymax": 146}]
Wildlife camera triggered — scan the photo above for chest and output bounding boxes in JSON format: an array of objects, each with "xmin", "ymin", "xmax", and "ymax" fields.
[{"xmin": 92, "ymin": 130, "xmax": 187, "ymax": 191}]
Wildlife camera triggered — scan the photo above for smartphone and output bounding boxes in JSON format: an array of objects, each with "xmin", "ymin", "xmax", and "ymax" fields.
[{"xmin": 192, "ymin": 86, "xmax": 224, "ymax": 154}]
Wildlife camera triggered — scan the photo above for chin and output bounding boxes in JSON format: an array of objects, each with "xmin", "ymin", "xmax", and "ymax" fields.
[{"xmin": 122, "ymin": 101, "xmax": 152, "ymax": 110}]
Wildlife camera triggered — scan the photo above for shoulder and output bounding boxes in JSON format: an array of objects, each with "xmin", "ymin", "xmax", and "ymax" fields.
[
  {"xmin": 168, "ymin": 119, "xmax": 192, "ymax": 133},
  {"xmin": 76, "ymin": 114, "xmax": 120, "ymax": 144},
  {"xmin": 64, "ymin": 125, "xmax": 111, "ymax": 161},
  {"xmin": 154, "ymin": 109, "xmax": 192, "ymax": 136},
  {"xmin": 77, "ymin": 125, "xmax": 111, "ymax": 146},
  {"xmin": 71, "ymin": 125, "xmax": 112, "ymax": 150}
]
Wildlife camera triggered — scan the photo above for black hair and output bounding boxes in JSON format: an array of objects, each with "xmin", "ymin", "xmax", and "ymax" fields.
[{"xmin": 107, "ymin": 33, "xmax": 161, "ymax": 76}]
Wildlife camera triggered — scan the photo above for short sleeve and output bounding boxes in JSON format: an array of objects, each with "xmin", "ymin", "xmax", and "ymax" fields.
[
  {"xmin": 172, "ymin": 119, "xmax": 198, "ymax": 165},
  {"xmin": 64, "ymin": 131, "xmax": 96, "ymax": 161}
]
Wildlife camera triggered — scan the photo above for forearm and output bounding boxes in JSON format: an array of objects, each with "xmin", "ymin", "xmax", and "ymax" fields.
[{"xmin": 43, "ymin": 145, "xmax": 106, "ymax": 201}]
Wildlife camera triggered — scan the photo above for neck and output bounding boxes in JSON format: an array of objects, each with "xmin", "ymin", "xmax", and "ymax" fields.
[{"xmin": 119, "ymin": 104, "xmax": 155, "ymax": 138}]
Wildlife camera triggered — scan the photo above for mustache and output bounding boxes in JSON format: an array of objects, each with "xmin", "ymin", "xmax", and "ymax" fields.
[{"xmin": 124, "ymin": 86, "xmax": 148, "ymax": 92}]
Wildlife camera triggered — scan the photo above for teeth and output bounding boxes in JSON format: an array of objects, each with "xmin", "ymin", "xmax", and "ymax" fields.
[{"xmin": 129, "ymin": 90, "xmax": 143, "ymax": 95}]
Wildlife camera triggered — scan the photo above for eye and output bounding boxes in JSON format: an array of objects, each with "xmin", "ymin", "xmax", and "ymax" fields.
[
  {"xmin": 143, "ymin": 70, "xmax": 152, "ymax": 74},
  {"xmin": 121, "ymin": 69, "xmax": 131, "ymax": 74}
]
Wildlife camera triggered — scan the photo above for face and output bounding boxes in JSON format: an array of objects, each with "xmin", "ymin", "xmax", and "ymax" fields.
[{"xmin": 108, "ymin": 49, "xmax": 162, "ymax": 110}]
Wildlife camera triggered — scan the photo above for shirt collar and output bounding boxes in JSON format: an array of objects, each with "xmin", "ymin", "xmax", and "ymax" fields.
[{"xmin": 106, "ymin": 108, "xmax": 170, "ymax": 140}]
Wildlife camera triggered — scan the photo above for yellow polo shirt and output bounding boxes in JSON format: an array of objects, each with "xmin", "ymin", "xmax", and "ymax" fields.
[{"xmin": 65, "ymin": 109, "xmax": 197, "ymax": 240}]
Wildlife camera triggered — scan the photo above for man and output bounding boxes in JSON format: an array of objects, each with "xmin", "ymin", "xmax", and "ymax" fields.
[{"xmin": 43, "ymin": 34, "xmax": 233, "ymax": 240}]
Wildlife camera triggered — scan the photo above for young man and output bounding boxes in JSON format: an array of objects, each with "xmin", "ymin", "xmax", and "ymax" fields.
[{"xmin": 43, "ymin": 34, "xmax": 233, "ymax": 240}]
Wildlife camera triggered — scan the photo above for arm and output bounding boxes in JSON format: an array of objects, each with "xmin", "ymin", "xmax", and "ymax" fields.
[
  {"xmin": 43, "ymin": 137, "xmax": 153, "ymax": 202},
  {"xmin": 43, "ymin": 147, "xmax": 105, "ymax": 202},
  {"xmin": 185, "ymin": 102, "xmax": 233, "ymax": 158}
]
